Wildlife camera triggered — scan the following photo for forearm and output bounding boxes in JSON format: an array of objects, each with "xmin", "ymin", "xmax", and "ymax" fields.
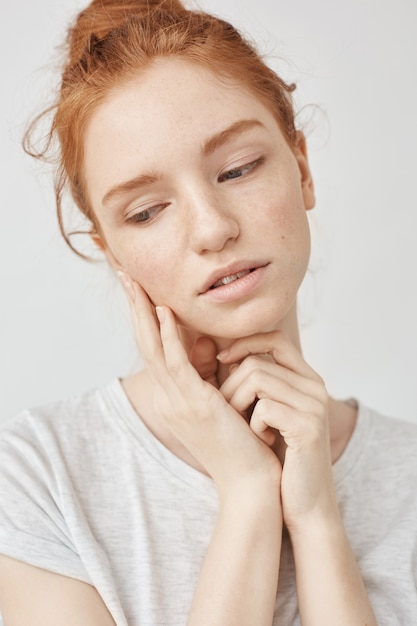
[
  {"xmin": 290, "ymin": 513, "xmax": 376, "ymax": 626},
  {"xmin": 187, "ymin": 484, "xmax": 282, "ymax": 626}
]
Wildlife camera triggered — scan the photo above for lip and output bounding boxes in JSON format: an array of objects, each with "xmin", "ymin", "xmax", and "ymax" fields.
[{"xmin": 199, "ymin": 261, "xmax": 269, "ymax": 302}]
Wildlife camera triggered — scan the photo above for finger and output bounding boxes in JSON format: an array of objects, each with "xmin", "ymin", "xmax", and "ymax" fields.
[
  {"xmin": 156, "ymin": 305, "xmax": 200, "ymax": 386},
  {"xmin": 190, "ymin": 336, "xmax": 219, "ymax": 388},
  {"xmin": 223, "ymin": 367, "xmax": 321, "ymax": 416},
  {"xmin": 217, "ymin": 331, "xmax": 321, "ymax": 381},
  {"xmin": 248, "ymin": 401, "xmax": 277, "ymax": 447},
  {"xmin": 130, "ymin": 282, "xmax": 164, "ymax": 362},
  {"xmin": 250, "ymin": 398, "xmax": 329, "ymax": 453},
  {"xmin": 117, "ymin": 272, "xmax": 166, "ymax": 376},
  {"xmin": 220, "ymin": 355, "xmax": 323, "ymax": 405},
  {"xmin": 156, "ymin": 306, "xmax": 230, "ymax": 429}
]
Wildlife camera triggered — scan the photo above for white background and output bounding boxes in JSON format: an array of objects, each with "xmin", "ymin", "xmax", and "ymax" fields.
[{"xmin": 1, "ymin": 0, "xmax": 416, "ymax": 424}]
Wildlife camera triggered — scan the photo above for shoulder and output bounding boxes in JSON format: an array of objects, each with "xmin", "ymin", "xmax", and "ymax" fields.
[
  {"xmin": 335, "ymin": 404, "xmax": 417, "ymax": 547},
  {"xmin": 338, "ymin": 403, "xmax": 417, "ymax": 496},
  {"xmin": 361, "ymin": 405, "xmax": 417, "ymax": 462},
  {"xmin": 0, "ymin": 379, "xmax": 130, "ymax": 491},
  {"xmin": 0, "ymin": 379, "xmax": 123, "ymax": 447},
  {"xmin": 334, "ymin": 403, "xmax": 417, "ymax": 490},
  {"xmin": 0, "ymin": 379, "xmax": 131, "ymax": 584}
]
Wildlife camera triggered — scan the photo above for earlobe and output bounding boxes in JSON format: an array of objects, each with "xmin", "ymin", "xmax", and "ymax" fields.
[
  {"xmin": 294, "ymin": 132, "xmax": 315, "ymax": 211},
  {"xmin": 89, "ymin": 230, "xmax": 123, "ymax": 271},
  {"xmin": 90, "ymin": 231, "xmax": 107, "ymax": 252}
]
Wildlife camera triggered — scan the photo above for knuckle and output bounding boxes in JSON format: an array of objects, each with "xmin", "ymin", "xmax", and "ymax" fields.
[
  {"xmin": 247, "ymin": 367, "xmax": 264, "ymax": 388},
  {"xmin": 165, "ymin": 358, "xmax": 186, "ymax": 378},
  {"xmin": 308, "ymin": 396, "xmax": 327, "ymax": 419},
  {"xmin": 254, "ymin": 397, "xmax": 274, "ymax": 420},
  {"xmin": 241, "ymin": 354, "xmax": 261, "ymax": 371},
  {"xmin": 310, "ymin": 378, "xmax": 328, "ymax": 403}
]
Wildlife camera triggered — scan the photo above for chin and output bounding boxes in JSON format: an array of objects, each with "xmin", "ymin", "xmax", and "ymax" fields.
[
  {"xmin": 194, "ymin": 303, "xmax": 295, "ymax": 343},
  {"xmin": 175, "ymin": 286, "xmax": 300, "ymax": 349}
]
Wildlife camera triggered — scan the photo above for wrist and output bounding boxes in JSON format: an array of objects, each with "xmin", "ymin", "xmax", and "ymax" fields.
[
  {"xmin": 286, "ymin": 504, "xmax": 344, "ymax": 547},
  {"xmin": 218, "ymin": 478, "xmax": 282, "ymax": 519}
]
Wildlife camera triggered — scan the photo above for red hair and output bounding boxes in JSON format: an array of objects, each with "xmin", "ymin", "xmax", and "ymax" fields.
[{"xmin": 25, "ymin": 0, "xmax": 297, "ymax": 257}]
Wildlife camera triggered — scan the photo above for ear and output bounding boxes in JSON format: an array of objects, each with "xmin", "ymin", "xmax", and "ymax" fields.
[
  {"xmin": 90, "ymin": 230, "xmax": 123, "ymax": 271},
  {"xmin": 294, "ymin": 131, "xmax": 315, "ymax": 211}
]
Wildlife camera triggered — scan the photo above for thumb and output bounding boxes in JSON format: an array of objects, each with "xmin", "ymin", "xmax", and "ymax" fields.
[{"xmin": 190, "ymin": 336, "xmax": 219, "ymax": 388}]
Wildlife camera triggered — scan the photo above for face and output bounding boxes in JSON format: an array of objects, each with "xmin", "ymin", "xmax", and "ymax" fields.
[{"xmin": 83, "ymin": 58, "xmax": 315, "ymax": 343}]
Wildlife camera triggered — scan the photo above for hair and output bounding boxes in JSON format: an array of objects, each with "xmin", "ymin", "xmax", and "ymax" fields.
[{"xmin": 24, "ymin": 0, "xmax": 298, "ymax": 258}]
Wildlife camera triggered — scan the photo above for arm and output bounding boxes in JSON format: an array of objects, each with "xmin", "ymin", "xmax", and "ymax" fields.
[
  {"xmin": 219, "ymin": 333, "xmax": 377, "ymax": 626},
  {"xmin": 187, "ymin": 484, "xmax": 281, "ymax": 626},
  {"xmin": 290, "ymin": 514, "xmax": 376, "ymax": 626},
  {"xmin": 0, "ymin": 555, "xmax": 116, "ymax": 626}
]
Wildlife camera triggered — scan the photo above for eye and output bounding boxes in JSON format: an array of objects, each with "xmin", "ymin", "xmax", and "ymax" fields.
[
  {"xmin": 126, "ymin": 203, "xmax": 168, "ymax": 225},
  {"xmin": 218, "ymin": 157, "xmax": 264, "ymax": 183}
]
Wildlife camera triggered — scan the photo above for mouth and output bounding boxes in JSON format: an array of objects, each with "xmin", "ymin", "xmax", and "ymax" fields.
[
  {"xmin": 199, "ymin": 261, "xmax": 269, "ymax": 295},
  {"xmin": 210, "ymin": 268, "xmax": 255, "ymax": 289}
]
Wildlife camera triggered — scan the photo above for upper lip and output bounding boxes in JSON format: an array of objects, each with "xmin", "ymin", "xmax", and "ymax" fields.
[{"xmin": 199, "ymin": 260, "xmax": 269, "ymax": 294}]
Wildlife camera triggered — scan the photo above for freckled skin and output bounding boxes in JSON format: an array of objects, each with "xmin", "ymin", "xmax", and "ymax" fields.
[{"xmin": 84, "ymin": 58, "xmax": 315, "ymax": 345}]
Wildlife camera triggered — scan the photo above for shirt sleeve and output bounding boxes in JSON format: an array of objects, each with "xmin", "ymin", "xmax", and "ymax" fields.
[{"xmin": 0, "ymin": 410, "xmax": 91, "ymax": 583}]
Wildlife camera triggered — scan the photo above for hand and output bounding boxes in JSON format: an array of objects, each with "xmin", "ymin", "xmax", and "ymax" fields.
[
  {"xmin": 118, "ymin": 273, "xmax": 282, "ymax": 498},
  {"xmin": 218, "ymin": 331, "xmax": 338, "ymax": 530}
]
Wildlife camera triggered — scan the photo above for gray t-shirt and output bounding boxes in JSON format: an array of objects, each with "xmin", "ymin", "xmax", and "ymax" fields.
[{"xmin": 0, "ymin": 379, "xmax": 416, "ymax": 625}]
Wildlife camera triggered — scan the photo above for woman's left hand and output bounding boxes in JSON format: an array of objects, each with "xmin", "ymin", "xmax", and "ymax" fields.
[{"xmin": 218, "ymin": 331, "xmax": 339, "ymax": 532}]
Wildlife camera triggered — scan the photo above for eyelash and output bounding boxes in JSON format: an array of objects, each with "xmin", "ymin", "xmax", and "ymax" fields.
[
  {"xmin": 218, "ymin": 157, "xmax": 264, "ymax": 182},
  {"xmin": 126, "ymin": 157, "xmax": 264, "ymax": 225},
  {"xmin": 126, "ymin": 204, "xmax": 168, "ymax": 225}
]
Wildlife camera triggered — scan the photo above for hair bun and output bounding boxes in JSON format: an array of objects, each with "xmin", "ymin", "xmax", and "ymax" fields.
[{"xmin": 66, "ymin": 0, "xmax": 185, "ymax": 69}]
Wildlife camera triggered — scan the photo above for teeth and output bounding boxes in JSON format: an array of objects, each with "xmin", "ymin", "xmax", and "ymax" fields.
[{"xmin": 212, "ymin": 270, "xmax": 250, "ymax": 289}]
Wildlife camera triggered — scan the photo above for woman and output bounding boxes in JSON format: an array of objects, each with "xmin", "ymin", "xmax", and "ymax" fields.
[{"xmin": 0, "ymin": 1, "xmax": 416, "ymax": 624}]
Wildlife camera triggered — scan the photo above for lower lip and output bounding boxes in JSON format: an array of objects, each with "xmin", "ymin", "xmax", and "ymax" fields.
[{"xmin": 202, "ymin": 266, "xmax": 268, "ymax": 303}]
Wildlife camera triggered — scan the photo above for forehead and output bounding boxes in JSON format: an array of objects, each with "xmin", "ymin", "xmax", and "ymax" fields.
[
  {"xmin": 86, "ymin": 57, "xmax": 278, "ymax": 142},
  {"xmin": 83, "ymin": 58, "xmax": 282, "ymax": 203}
]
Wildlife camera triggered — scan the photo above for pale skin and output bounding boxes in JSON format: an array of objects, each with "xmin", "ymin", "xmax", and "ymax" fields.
[{"xmin": 0, "ymin": 58, "xmax": 377, "ymax": 625}]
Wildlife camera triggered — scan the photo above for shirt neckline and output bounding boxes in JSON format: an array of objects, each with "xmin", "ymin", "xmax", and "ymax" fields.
[
  {"xmin": 101, "ymin": 377, "xmax": 218, "ymax": 496},
  {"xmin": 102, "ymin": 378, "xmax": 371, "ymax": 493}
]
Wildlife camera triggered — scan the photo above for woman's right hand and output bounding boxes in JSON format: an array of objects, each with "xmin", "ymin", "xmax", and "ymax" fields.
[{"xmin": 118, "ymin": 273, "xmax": 281, "ymax": 497}]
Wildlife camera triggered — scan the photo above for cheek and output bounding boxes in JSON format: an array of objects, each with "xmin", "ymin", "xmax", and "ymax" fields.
[
  {"xmin": 261, "ymin": 187, "xmax": 311, "ymax": 288},
  {"xmin": 261, "ymin": 184, "xmax": 310, "ymax": 246},
  {"xmin": 109, "ymin": 234, "xmax": 174, "ymax": 299}
]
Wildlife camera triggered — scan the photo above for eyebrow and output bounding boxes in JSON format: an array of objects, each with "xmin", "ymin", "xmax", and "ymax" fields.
[
  {"xmin": 102, "ymin": 172, "xmax": 161, "ymax": 207},
  {"xmin": 102, "ymin": 118, "xmax": 264, "ymax": 207},
  {"xmin": 202, "ymin": 119, "xmax": 265, "ymax": 156}
]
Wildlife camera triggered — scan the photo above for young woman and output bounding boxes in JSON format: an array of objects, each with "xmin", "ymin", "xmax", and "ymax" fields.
[{"xmin": 0, "ymin": 1, "xmax": 416, "ymax": 624}]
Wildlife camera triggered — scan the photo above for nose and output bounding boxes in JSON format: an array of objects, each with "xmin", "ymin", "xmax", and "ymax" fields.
[{"xmin": 185, "ymin": 187, "xmax": 240, "ymax": 253}]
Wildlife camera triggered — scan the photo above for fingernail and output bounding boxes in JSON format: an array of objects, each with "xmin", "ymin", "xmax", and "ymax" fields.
[
  {"xmin": 217, "ymin": 349, "xmax": 230, "ymax": 361},
  {"xmin": 116, "ymin": 271, "xmax": 136, "ymax": 302},
  {"xmin": 156, "ymin": 306, "xmax": 165, "ymax": 324}
]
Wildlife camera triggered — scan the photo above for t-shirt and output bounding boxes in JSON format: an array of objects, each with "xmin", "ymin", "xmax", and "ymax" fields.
[{"xmin": 0, "ymin": 379, "xmax": 416, "ymax": 625}]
